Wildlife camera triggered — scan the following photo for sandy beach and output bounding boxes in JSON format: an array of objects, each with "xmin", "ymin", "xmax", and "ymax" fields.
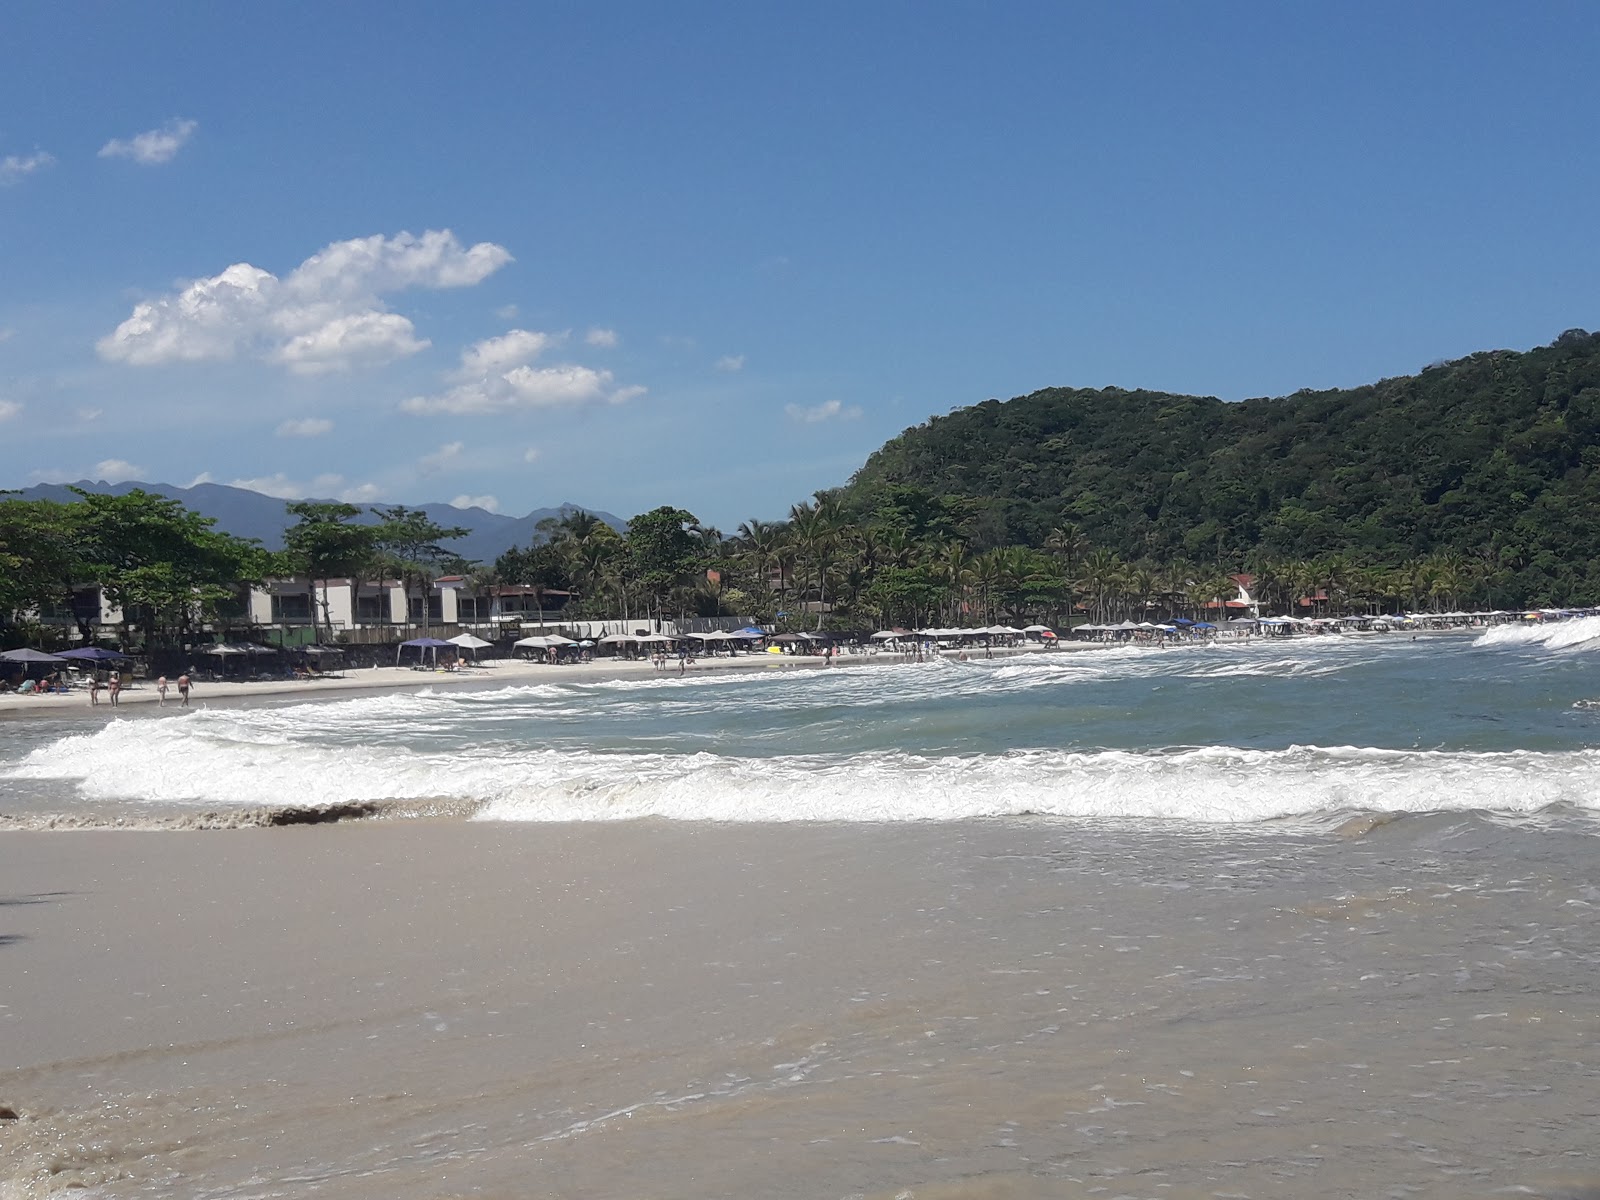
[{"xmin": 4, "ymin": 816, "xmax": 1596, "ymax": 1199}]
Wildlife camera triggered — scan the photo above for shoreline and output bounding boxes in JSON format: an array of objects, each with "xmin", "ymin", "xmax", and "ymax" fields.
[{"xmin": 0, "ymin": 642, "xmax": 1093, "ymax": 723}]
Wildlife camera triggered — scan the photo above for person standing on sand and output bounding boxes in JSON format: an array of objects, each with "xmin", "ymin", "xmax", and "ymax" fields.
[
  {"xmin": 177, "ymin": 673, "xmax": 191, "ymax": 707},
  {"xmin": 157, "ymin": 676, "xmax": 168, "ymax": 706},
  {"xmin": 89, "ymin": 676, "xmax": 102, "ymax": 706},
  {"xmin": 108, "ymin": 671, "xmax": 121, "ymax": 707}
]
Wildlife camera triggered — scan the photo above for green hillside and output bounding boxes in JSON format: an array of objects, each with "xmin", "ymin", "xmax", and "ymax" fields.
[{"xmin": 840, "ymin": 329, "xmax": 1600, "ymax": 602}]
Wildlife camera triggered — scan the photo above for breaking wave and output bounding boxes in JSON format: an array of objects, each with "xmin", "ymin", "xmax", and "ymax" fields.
[
  {"xmin": 1474, "ymin": 616, "xmax": 1600, "ymax": 651},
  {"xmin": 6, "ymin": 714, "xmax": 1597, "ymax": 828}
]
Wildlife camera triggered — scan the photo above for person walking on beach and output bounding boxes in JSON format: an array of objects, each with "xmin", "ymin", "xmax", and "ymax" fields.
[
  {"xmin": 157, "ymin": 676, "xmax": 168, "ymax": 706},
  {"xmin": 89, "ymin": 675, "xmax": 102, "ymax": 706},
  {"xmin": 177, "ymin": 673, "xmax": 191, "ymax": 707},
  {"xmin": 108, "ymin": 670, "xmax": 121, "ymax": 707}
]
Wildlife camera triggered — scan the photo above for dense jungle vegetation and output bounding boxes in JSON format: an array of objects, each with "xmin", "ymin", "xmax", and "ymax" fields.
[{"xmin": 838, "ymin": 329, "xmax": 1600, "ymax": 606}]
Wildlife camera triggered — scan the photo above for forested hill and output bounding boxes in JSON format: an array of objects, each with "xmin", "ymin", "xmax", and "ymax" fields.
[{"xmin": 841, "ymin": 329, "xmax": 1600, "ymax": 591}]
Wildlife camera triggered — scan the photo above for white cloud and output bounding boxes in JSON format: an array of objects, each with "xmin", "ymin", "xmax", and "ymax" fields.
[
  {"xmin": 273, "ymin": 311, "xmax": 426, "ymax": 374},
  {"xmin": 98, "ymin": 229, "xmax": 512, "ymax": 372},
  {"xmin": 418, "ymin": 440, "xmax": 464, "ymax": 473},
  {"xmin": 92, "ymin": 458, "xmax": 146, "ymax": 483},
  {"xmin": 457, "ymin": 329, "xmax": 556, "ymax": 377},
  {"xmin": 402, "ymin": 327, "xmax": 644, "ymax": 415},
  {"xmin": 77, "ymin": 407, "xmax": 103, "ymax": 423},
  {"xmin": 0, "ymin": 151, "xmax": 55, "ymax": 185},
  {"xmin": 185, "ymin": 472, "xmax": 215, "ymax": 487},
  {"xmin": 714, "ymin": 354, "xmax": 745, "ymax": 373},
  {"xmin": 523, "ymin": 446, "xmax": 541, "ymax": 463},
  {"xmin": 0, "ymin": 399, "xmax": 20, "ymax": 421},
  {"xmin": 98, "ymin": 118, "xmax": 198, "ymax": 165},
  {"xmin": 229, "ymin": 472, "xmax": 378, "ymax": 503},
  {"xmin": 0, "ymin": 327, "xmax": 15, "ymax": 343},
  {"xmin": 451, "ymin": 494, "xmax": 500, "ymax": 513},
  {"xmin": 585, "ymin": 327, "xmax": 618, "ymax": 348},
  {"xmin": 786, "ymin": 399, "xmax": 862, "ymax": 424},
  {"xmin": 276, "ymin": 417, "xmax": 334, "ymax": 438},
  {"xmin": 495, "ymin": 303, "xmax": 520, "ymax": 320}
]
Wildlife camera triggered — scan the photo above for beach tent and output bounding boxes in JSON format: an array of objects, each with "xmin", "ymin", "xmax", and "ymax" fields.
[
  {"xmin": 448, "ymin": 632, "xmax": 493, "ymax": 662},
  {"xmin": 870, "ymin": 630, "xmax": 903, "ymax": 640},
  {"xmin": 200, "ymin": 644, "xmax": 249, "ymax": 656},
  {"xmin": 733, "ymin": 627, "xmax": 767, "ymax": 639},
  {"xmin": 597, "ymin": 633, "xmax": 636, "ymax": 644},
  {"xmin": 397, "ymin": 637, "xmax": 453, "ymax": 666}
]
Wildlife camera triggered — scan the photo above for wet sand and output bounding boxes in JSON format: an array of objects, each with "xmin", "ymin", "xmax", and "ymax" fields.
[{"xmin": 2, "ymin": 818, "xmax": 1596, "ymax": 1198}]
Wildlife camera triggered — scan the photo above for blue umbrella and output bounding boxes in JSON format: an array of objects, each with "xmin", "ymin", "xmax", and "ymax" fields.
[{"xmin": 57, "ymin": 646, "xmax": 131, "ymax": 662}]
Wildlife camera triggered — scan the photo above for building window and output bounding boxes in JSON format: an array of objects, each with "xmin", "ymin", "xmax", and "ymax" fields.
[
  {"xmin": 272, "ymin": 594, "xmax": 312, "ymax": 621},
  {"xmin": 357, "ymin": 594, "xmax": 385, "ymax": 622}
]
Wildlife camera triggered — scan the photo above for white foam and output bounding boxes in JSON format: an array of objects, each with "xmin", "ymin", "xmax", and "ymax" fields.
[
  {"xmin": 1475, "ymin": 616, "xmax": 1600, "ymax": 651},
  {"xmin": 9, "ymin": 717, "xmax": 1598, "ymax": 825}
]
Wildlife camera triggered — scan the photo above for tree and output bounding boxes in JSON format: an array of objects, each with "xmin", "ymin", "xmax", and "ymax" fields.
[
  {"xmin": 0, "ymin": 498, "xmax": 80, "ymax": 630},
  {"xmin": 70, "ymin": 488, "xmax": 267, "ymax": 644},
  {"xmin": 625, "ymin": 507, "xmax": 699, "ymax": 622},
  {"xmin": 283, "ymin": 502, "xmax": 375, "ymax": 639},
  {"xmin": 371, "ymin": 507, "xmax": 470, "ymax": 631}
]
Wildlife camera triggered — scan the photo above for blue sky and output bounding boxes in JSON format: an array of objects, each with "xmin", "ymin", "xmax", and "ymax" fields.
[{"xmin": 3, "ymin": 2, "xmax": 1597, "ymax": 530}]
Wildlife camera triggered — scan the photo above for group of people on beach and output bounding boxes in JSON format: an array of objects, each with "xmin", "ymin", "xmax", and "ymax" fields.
[{"xmin": 86, "ymin": 670, "xmax": 191, "ymax": 708}]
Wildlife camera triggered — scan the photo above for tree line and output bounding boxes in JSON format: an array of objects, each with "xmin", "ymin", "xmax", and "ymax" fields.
[{"xmin": 6, "ymin": 328, "xmax": 1599, "ymax": 645}]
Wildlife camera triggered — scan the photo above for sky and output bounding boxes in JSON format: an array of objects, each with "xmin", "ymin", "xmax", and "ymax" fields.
[{"xmin": 3, "ymin": 2, "xmax": 1598, "ymax": 530}]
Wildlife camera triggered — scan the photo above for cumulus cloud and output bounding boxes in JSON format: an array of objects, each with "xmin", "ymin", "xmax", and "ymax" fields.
[
  {"xmin": 714, "ymin": 354, "xmax": 745, "ymax": 373},
  {"xmin": 0, "ymin": 399, "xmax": 21, "ymax": 421},
  {"xmin": 0, "ymin": 151, "xmax": 55, "ymax": 185},
  {"xmin": 98, "ymin": 118, "xmax": 198, "ymax": 165},
  {"xmin": 92, "ymin": 459, "xmax": 146, "ymax": 483},
  {"xmin": 98, "ymin": 229, "xmax": 512, "ymax": 373},
  {"xmin": 585, "ymin": 327, "xmax": 618, "ymax": 348},
  {"xmin": 276, "ymin": 417, "xmax": 334, "ymax": 438},
  {"xmin": 418, "ymin": 440, "xmax": 464, "ymax": 473},
  {"xmin": 786, "ymin": 399, "xmax": 862, "ymax": 424},
  {"xmin": 457, "ymin": 329, "xmax": 557, "ymax": 377},
  {"xmin": 451, "ymin": 494, "xmax": 500, "ymax": 513},
  {"xmin": 229, "ymin": 472, "xmax": 379, "ymax": 503},
  {"xmin": 402, "ymin": 328, "xmax": 644, "ymax": 415}
]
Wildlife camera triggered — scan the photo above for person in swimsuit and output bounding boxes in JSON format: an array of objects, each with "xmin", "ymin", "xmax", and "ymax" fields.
[{"xmin": 177, "ymin": 673, "xmax": 191, "ymax": 706}]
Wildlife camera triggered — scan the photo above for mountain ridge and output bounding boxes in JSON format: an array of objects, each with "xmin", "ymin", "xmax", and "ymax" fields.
[{"xmin": 5, "ymin": 479, "xmax": 622, "ymax": 564}]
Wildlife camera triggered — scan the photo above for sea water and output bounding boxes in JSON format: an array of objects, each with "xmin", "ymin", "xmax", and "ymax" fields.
[
  {"xmin": 8, "ymin": 632, "xmax": 1600, "ymax": 827},
  {"xmin": 1, "ymin": 632, "xmax": 1598, "ymax": 1198}
]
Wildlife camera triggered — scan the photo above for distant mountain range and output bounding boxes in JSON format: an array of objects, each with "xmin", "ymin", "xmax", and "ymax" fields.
[{"xmin": 9, "ymin": 480, "xmax": 622, "ymax": 565}]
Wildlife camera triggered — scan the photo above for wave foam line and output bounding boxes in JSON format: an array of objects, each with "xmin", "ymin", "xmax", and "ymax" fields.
[
  {"xmin": 7, "ymin": 720, "xmax": 1599, "ymax": 824},
  {"xmin": 1475, "ymin": 615, "xmax": 1600, "ymax": 651}
]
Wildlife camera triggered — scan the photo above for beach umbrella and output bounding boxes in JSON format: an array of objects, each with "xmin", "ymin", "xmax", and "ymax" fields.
[
  {"xmin": 870, "ymin": 630, "xmax": 902, "ymax": 640},
  {"xmin": 578, "ymin": 639, "xmax": 596, "ymax": 647},
  {"xmin": 56, "ymin": 646, "xmax": 130, "ymax": 662},
  {"xmin": 543, "ymin": 633, "xmax": 577, "ymax": 645},
  {"xmin": 0, "ymin": 647, "xmax": 69, "ymax": 664},
  {"xmin": 734, "ymin": 627, "xmax": 766, "ymax": 638},
  {"xmin": 200, "ymin": 644, "xmax": 249, "ymax": 655}
]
